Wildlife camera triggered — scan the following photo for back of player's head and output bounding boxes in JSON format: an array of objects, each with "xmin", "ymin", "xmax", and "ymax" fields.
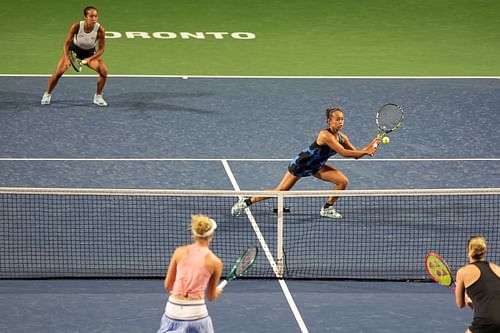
[
  {"xmin": 468, "ymin": 235, "xmax": 487, "ymax": 260},
  {"xmin": 191, "ymin": 214, "xmax": 217, "ymax": 239}
]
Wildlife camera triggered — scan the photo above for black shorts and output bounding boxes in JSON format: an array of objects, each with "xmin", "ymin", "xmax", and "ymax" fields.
[
  {"xmin": 69, "ymin": 41, "xmax": 95, "ymax": 60},
  {"xmin": 287, "ymin": 162, "xmax": 320, "ymax": 178}
]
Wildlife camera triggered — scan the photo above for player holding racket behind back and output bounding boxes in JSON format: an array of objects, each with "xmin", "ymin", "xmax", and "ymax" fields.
[
  {"xmin": 41, "ymin": 6, "xmax": 108, "ymax": 106},
  {"xmin": 455, "ymin": 235, "xmax": 500, "ymax": 333},
  {"xmin": 232, "ymin": 107, "xmax": 381, "ymax": 219},
  {"xmin": 157, "ymin": 215, "xmax": 223, "ymax": 333}
]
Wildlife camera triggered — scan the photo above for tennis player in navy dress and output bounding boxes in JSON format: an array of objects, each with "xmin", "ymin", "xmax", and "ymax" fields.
[{"xmin": 231, "ymin": 107, "xmax": 381, "ymax": 219}]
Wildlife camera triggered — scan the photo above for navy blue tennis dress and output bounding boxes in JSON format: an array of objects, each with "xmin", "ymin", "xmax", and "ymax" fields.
[{"xmin": 288, "ymin": 129, "xmax": 344, "ymax": 177}]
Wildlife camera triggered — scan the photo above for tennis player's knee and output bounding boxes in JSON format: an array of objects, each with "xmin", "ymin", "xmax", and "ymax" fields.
[
  {"xmin": 56, "ymin": 65, "xmax": 67, "ymax": 76},
  {"xmin": 53, "ymin": 71, "xmax": 64, "ymax": 80},
  {"xmin": 99, "ymin": 66, "xmax": 108, "ymax": 77},
  {"xmin": 337, "ymin": 177, "xmax": 349, "ymax": 189},
  {"xmin": 95, "ymin": 61, "xmax": 108, "ymax": 77},
  {"xmin": 275, "ymin": 185, "xmax": 291, "ymax": 191}
]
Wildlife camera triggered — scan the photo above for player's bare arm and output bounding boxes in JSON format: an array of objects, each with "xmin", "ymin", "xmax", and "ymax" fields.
[{"xmin": 318, "ymin": 131, "xmax": 376, "ymax": 158}]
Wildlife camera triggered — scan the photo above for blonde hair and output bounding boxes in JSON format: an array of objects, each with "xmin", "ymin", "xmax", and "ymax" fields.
[
  {"xmin": 468, "ymin": 235, "xmax": 487, "ymax": 260},
  {"xmin": 191, "ymin": 214, "xmax": 217, "ymax": 239}
]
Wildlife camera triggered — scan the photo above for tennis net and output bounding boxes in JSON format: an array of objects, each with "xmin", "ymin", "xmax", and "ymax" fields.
[{"xmin": 1, "ymin": 187, "xmax": 499, "ymax": 280}]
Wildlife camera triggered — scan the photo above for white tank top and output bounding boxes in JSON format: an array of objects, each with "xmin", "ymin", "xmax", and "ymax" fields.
[{"xmin": 73, "ymin": 21, "xmax": 100, "ymax": 50}]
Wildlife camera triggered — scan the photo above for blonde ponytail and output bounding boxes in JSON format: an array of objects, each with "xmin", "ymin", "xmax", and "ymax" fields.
[{"xmin": 468, "ymin": 236, "xmax": 487, "ymax": 260}]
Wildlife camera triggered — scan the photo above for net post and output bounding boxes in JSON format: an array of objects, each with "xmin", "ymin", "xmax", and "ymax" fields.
[{"xmin": 276, "ymin": 192, "xmax": 284, "ymax": 278}]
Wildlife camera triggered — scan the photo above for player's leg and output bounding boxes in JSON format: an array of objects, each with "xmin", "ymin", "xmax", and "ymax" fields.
[
  {"xmin": 252, "ymin": 171, "xmax": 300, "ymax": 204},
  {"xmin": 86, "ymin": 58, "xmax": 108, "ymax": 106},
  {"xmin": 41, "ymin": 54, "xmax": 70, "ymax": 104},
  {"xmin": 313, "ymin": 164, "xmax": 349, "ymax": 218},
  {"xmin": 231, "ymin": 171, "xmax": 300, "ymax": 216}
]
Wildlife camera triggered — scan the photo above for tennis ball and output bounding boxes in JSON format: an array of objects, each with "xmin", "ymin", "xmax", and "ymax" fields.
[{"xmin": 382, "ymin": 136, "xmax": 390, "ymax": 144}]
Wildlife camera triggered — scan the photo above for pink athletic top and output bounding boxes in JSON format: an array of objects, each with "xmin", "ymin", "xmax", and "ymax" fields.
[{"xmin": 172, "ymin": 244, "xmax": 212, "ymax": 298}]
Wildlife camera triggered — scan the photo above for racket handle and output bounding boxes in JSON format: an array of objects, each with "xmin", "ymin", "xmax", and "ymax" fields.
[{"xmin": 217, "ymin": 280, "xmax": 228, "ymax": 289}]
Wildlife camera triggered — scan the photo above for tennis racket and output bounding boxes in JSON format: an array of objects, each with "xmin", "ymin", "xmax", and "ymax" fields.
[
  {"xmin": 69, "ymin": 51, "xmax": 83, "ymax": 72},
  {"xmin": 373, "ymin": 103, "xmax": 404, "ymax": 147},
  {"xmin": 218, "ymin": 245, "xmax": 258, "ymax": 289},
  {"xmin": 425, "ymin": 252, "xmax": 455, "ymax": 290}
]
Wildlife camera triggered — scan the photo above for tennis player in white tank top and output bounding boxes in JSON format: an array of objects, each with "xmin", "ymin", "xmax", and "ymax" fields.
[
  {"xmin": 73, "ymin": 20, "xmax": 100, "ymax": 51},
  {"xmin": 41, "ymin": 6, "xmax": 109, "ymax": 106}
]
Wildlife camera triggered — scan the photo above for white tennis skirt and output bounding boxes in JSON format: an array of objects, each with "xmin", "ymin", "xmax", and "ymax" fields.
[
  {"xmin": 157, "ymin": 297, "xmax": 214, "ymax": 333},
  {"xmin": 157, "ymin": 313, "xmax": 214, "ymax": 333}
]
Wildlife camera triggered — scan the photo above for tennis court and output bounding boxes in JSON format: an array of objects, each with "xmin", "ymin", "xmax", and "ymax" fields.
[
  {"xmin": 2, "ymin": 76, "xmax": 499, "ymax": 332},
  {"xmin": 1, "ymin": 1, "xmax": 500, "ymax": 332}
]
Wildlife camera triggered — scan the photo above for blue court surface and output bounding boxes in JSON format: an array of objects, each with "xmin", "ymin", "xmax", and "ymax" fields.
[
  {"xmin": 0, "ymin": 279, "xmax": 472, "ymax": 333},
  {"xmin": 1, "ymin": 76, "xmax": 499, "ymax": 332}
]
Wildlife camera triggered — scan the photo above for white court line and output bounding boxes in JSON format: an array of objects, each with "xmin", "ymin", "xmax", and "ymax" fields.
[
  {"xmin": 1, "ymin": 74, "xmax": 500, "ymax": 79},
  {"xmin": 0, "ymin": 157, "xmax": 499, "ymax": 161},
  {"xmin": 221, "ymin": 159, "xmax": 309, "ymax": 333}
]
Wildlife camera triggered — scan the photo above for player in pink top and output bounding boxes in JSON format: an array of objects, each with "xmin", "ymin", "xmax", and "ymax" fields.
[{"xmin": 157, "ymin": 215, "xmax": 223, "ymax": 333}]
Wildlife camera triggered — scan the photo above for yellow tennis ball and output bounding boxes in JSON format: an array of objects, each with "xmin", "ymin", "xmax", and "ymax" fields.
[{"xmin": 382, "ymin": 136, "xmax": 390, "ymax": 144}]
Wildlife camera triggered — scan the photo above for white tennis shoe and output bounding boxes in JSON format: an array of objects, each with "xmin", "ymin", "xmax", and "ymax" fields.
[
  {"xmin": 93, "ymin": 94, "xmax": 108, "ymax": 107},
  {"xmin": 320, "ymin": 206, "xmax": 342, "ymax": 219},
  {"xmin": 231, "ymin": 198, "xmax": 249, "ymax": 217},
  {"xmin": 41, "ymin": 92, "xmax": 51, "ymax": 105}
]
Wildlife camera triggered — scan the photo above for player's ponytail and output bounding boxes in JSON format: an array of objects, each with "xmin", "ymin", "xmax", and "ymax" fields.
[{"xmin": 468, "ymin": 235, "xmax": 487, "ymax": 260}]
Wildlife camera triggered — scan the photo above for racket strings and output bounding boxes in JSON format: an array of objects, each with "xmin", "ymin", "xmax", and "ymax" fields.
[
  {"xmin": 69, "ymin": 51, "xmax": 82, "ymax": 72},
  {"xmin": 426, "ymin": 254, "xmax": 453, "ymax": 286},
  {"xmin": 235, "ymin": 248, "xmax": 257, "ymax": 275},
  {"xmin": 377, "ymin": 105, "xmax": 403, "ymax": 131}
]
